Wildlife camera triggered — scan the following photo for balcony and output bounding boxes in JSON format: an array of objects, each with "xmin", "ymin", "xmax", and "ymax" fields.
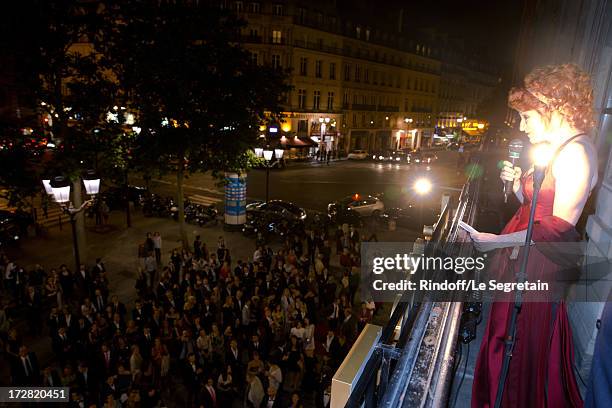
[{"xmin": 334, "ymin": 152, "xmax": 487, "ymax": 407}]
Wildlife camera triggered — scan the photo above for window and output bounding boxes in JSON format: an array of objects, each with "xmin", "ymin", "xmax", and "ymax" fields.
[
  {"xmin": 273, "ymin": 4, "xmax": 283, "ymax": 15},
  {"xmin": 249, "ymin": 51, "xmax": 259, "ymax": 65},
  {"xmin": 356, "ymin": 26, "xmax": 361, "ymax": 38},
  {"xmin": 365, "ymin": 29, "xmax": 370, "ymax": 41},
  {"xmin": 272, "ymin": 30, "xmax": 282, "ymax": 44},
  {"xmin": 235, "ymin": 1, "xmax": 243, "ymax": 12},
  {"xmin": 248, "ymin": 2, "xmax": 260, "ymax": 13},
  {"xmin": 344, "ymin": 64, "xmax": 351, "ymax": 81},
  {"xmin": 249, "ymin": 28, "xmax": 259, "ymax": 38},
  {"xmin": 406, "ymin": 77, "xmax": 411, "ymax": 89},
  {"xmin": 329, "ymin": 62, "xmax": 336, "ymax": 80},
  {"xmin": 315, "ymin": 60, "xmax": 322, "ymax": 78},
  {"xmin": 343, "ymin": 92, "xmax": 349, "ymax": 107},
  {"xmin": 313, "ymin": 90, "xmax": 321, "ymax": 110},
  {"xmin": 299, "ymin": 57, "xmax": 308, "ymax": 76},
  {"xmin": 352, "ymin": 114, "xmax": 356, "ymax": 126},
  {"xmin": 327, "ymin": 92, "xmax": 334, "ymax": 111},
  {"xmin": 298, "ymin": 7, "xmax": 306, "ymax": 24},
  {"xmin": 373, "ymin": 71, "xmax": 378, "ymax": 85},
  {"xmin": 404, "ymin": 98, "xmax": 409, "ymax": 111},
  {"xmin": 355, "ymin": 66, "xmax": 361, "ymax": 82},
  {"xmin": 298, "ymin": 119, "xmax": 308, "ymax": 132},
  {"xmin": 298, "ymin": 89, "xmax": 306, "ymax": 109},
  {"xmin": 316, "ymin": 12, "xmax": 323, "ymax": 25},
  {"xmin": 272, "ymin": 54, "xmax": 281, "ymax": 70},
  {"xmin": 364, "ymin": 69, "xmax": 369, "ymax": 83}
]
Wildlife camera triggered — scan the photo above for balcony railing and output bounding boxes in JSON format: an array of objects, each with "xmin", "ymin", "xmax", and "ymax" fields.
[{"xmin": 338, "ymin": 155, "xmax": 483, "ymax": 408}]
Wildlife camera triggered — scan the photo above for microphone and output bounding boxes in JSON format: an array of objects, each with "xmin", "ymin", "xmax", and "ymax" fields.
[{"xmin": 504, "ymin": 139, "xmax": 524, "ymax": 203}]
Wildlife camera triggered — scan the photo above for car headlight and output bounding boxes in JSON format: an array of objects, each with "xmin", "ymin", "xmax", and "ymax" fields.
[
  {"xmin": 378, "ymin": 155, "xmax": 384, "ymax": 160},
  {"xmin": 415, "ymin": 159, "xmax": 420, "ymax": 163},
  {"xmin": 396, "ymin": 157, "xmax": 400, "ymax": 161}
]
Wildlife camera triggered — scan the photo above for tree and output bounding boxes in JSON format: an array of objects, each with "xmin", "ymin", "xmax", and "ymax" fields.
[{"xmin": 99, "ymin": 0, "xmax": 291, "ymax": 247}]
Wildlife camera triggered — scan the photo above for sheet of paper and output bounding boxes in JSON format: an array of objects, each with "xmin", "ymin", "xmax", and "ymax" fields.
[{"xmin": 458, "ymin": 220, "xmax": 478, "ymax": 235}]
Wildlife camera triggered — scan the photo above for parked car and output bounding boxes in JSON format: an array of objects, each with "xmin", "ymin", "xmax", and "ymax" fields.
[
  {"xmin": 0, "ymin": 210, "xmax": 33, "ymax": 247},
  {"xmin": 328, "ymin": 194, "xmax": 385, "ymax": 219},
  {"xmin": 347, "ymin": 150, "xmax": 369, "ymax": 160},
  {"xmin": 246, "ymin": 200, "xmax": 307, "ymax": 222},
  {"xmin": 101, "ymin": 185, "xmax": 149, "ymax": 210}
]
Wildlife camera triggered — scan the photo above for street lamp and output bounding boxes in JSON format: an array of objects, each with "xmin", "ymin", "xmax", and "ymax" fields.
[
  {"xmin": 254, "ymin": 147, "xmax": 263, "ymax": 158},
  {"xmin": 45, "ymin": 172, "xmax": 99, "ymax": 274},
  {"xmin": 263, "ymin": 148, "xmax": 274, "ymax": 203}
]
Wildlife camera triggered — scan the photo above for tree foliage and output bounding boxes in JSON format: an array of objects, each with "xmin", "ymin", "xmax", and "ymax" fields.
[{"xmin": 97, "ymin": 0, "xmax": 291, "ymax": 245}]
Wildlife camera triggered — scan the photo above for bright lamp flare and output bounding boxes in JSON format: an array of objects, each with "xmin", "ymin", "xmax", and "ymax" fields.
[
  {"xmin": 50, "ymin": 176, "xmax": 71, "ymax": 204},
  {"xmin": 414, "ymin": 178, "xmax": 432, "ymax": 195},
  {"xmin": 531, "ymin": 143, "xmax": 554, "ymax": 167},
  {"xmin": 42, "ymin": 179, "xmax": 53, "ymax": 195}
]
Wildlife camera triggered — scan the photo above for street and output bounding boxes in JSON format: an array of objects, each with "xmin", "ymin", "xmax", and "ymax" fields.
[{"xmin": 141, "ymin": 149, "xmax": 468, "ymax": 213}]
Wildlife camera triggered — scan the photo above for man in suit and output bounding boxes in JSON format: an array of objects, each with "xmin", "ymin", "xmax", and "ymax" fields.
[
  {"xmin": 262, "ymin": 386, "xmax": 281, "ymax": 408},
  {"xmin": 52, "ymin": 327, "xmax": 74, "ymax": 365},
  {"xmin": 41, "ymin": 366, "xmax": 62, "ymax": 387},
  {"xmin": 109, "ymin": 295, "xmax": 126, "ymax": 319},
  {"xmin": 93, "ymin": 288, "xmax": 107, "ymax": 315},
  {"xmin": 183, "ymin": 353, "xmax": 203, "ymax": 407},
  {"xmin": 340, "ymin": 308, "xmax": 358, "ymax": 343},
  {"xmin": 12, "ymin": 345, "xmax": 39, "ymax": 386},
  {"xmin": 75, "ymin": 264, "xmax": 92, "ymax": 299},
  {"xmin": 324, "ymin": 330, "xmax": 341, "ymax": 357},
  {"xmin": 248, "ymin": 333, "xmax": 267, "ymax": 360},
  {"xmin": 131, "ymin": 300, "xmax": 148, "ymax": 327},
  {"xmin": 98, "ymin": 343, "xmax": 116, "ymax": 379},
  {"xmin": 100, "ymin": 375, "xmax": 118, "ymax": 402},
  {"xmin": 200, "ymin": 377, "xmax": 218, "ymax": 408},
  {"xmin": 76, "ymin": 362, "xmax": 96, "ymax": 400}
]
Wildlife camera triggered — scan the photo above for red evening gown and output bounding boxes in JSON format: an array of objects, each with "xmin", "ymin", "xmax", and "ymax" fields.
[{"xmin": 471, "ymin": 165, "xmax": 584, "ymax": 407}]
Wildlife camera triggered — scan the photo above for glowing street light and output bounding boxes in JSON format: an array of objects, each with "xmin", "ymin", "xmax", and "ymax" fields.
[{"xmin": 414, "ymin": 178, "xmax": 433, "ymax": 195}]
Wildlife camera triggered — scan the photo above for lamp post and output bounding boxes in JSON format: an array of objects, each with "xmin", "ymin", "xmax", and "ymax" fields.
[
  {"xmin": 404, "ymin": 117, "xmax": 413, "ymax": 149},
  {"xmin": 45, "ymin": 171, "xmax": 99, "ymax": 273},
  {"xmin": 263, "ymin": 148, "xmax": 273, "ymax": 203}
]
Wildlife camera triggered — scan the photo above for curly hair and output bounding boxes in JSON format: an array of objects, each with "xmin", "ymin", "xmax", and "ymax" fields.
[{"xmin": 511, "ymin": 63, "xmax": 595, "ymax": 131}]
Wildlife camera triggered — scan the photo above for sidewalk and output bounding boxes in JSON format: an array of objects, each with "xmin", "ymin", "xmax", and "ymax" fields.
[{"xmin": 6, "ymin": 211, "xmax": 259, "ymax": 304}]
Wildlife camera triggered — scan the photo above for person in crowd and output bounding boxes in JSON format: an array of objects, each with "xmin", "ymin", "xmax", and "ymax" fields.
[{"xmin": 0, "ymin": 208, "xmax": 371, "ymax": 406}]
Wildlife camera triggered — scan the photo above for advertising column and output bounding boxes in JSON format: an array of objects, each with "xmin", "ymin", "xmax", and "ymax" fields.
[{"xmin": 224, "ymin": 172, "xmax": 247, "ymax": 230}]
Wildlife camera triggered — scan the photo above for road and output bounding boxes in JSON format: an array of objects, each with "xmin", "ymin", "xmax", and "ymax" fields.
[{"xmin": 138, "ymin": 149, "xmax": 469, "ymax": 212}]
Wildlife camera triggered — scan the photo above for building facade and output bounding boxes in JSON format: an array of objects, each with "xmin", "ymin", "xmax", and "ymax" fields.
[{"xmin": 233, "ymin": 0, "xmax": 442, "ymax": 154}]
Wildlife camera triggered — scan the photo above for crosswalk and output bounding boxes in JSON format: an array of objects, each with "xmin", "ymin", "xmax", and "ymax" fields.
[{"xmin": 187, "ymin": 194, "xmax": 222, "ymax": 206}]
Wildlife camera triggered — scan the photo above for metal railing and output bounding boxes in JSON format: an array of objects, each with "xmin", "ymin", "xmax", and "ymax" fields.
[{"xmin": 341, "ymin": 156, "xmax": 482, "ymax": 408}]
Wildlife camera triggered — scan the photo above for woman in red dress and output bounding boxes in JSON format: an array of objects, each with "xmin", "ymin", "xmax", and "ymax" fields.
[{"xmin": 469, "ymin": 64, "xmax": 598, "ymax": 407}]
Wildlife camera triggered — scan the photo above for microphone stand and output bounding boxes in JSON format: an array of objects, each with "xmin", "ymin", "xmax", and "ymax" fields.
[{"xmin": 493, "ymin": 163, "xmax": 546, "ymax": 408}]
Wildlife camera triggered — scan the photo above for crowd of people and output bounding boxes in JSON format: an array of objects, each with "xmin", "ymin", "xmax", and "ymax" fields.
[{"xmin": 0, "ymin": 220, "xmax": 377, "ymax": 407}]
